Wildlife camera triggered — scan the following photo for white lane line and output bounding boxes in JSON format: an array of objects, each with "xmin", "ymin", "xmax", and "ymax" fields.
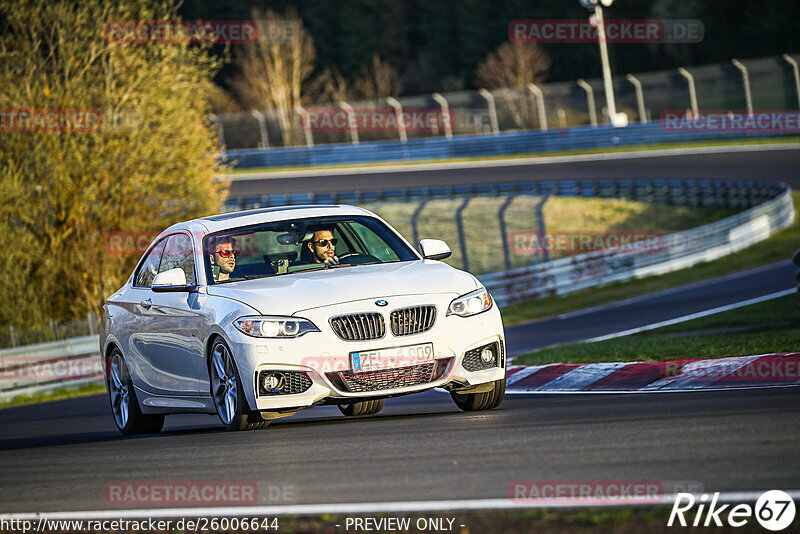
[
  {"xmin": 220, "ymin": 142, "xmax": 800, "ymax": 181},
  {"xmin": 523, "ymin": 362, "xmax": 629, "ymax": 391},
  {"xmin": 5, "ymin": 490, "xmax": 800, "ymax": 520},
  {"xmin": 506, "ymin": 365, "xmax": 550, "ymax": 386},
  {"xmin": 557, "ymin": 261, "xmax": 792, "ymax": 320},
  {"xmin": 583, "ymin": 288, "xmax": 796, "ymax": 343},
  {"xmin": 643, "ymin": 355, "xmax": 765, "ymax": 390}
]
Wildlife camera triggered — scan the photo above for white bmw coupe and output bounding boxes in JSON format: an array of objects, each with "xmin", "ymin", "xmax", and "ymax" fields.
[{"xmin": 101, "ymin": 205, "xmax": 506, "ymax": 434}]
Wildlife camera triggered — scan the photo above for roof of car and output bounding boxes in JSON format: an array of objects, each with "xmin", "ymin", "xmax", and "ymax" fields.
[{"xmin": 160, "ymin": 204, "xmax": 374, "ymax": 236}]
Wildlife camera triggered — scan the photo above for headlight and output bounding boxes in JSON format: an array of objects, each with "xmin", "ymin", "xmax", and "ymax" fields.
[
  {"xmin": 233, "ymin": 316, "xmax": 319, "ymax": 338},
  {"xmin": 447, "ymin": 288, "xmax": 493, "ymax": 317}
]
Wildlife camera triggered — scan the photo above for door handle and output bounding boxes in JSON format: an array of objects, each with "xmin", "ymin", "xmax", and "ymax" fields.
[{"xmin": 140, "ymin": 298, "xmax": 152, "ymax": 310}]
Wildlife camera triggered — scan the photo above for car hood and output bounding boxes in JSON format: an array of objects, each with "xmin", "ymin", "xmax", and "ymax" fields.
[{"xmin": 206, "ymin": 260, "xmax": 479, "ymax": 316}]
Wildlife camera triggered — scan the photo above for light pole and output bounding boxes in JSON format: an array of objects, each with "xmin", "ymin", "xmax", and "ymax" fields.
[{"xmin": 580, "ymin": 0, "xmax": 627, "ymax": 127}]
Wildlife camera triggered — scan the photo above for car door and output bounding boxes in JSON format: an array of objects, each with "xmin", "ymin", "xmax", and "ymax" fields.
[
  {"xmin": 127, "ymin": 237, "xmax": 167, "ymax": 393},
  {"xmin": 137, "ymin": 233, "xmax": 208, "ymax": 396}
]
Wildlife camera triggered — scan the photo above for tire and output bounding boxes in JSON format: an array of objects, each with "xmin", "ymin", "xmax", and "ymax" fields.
[
  {"xmin": 209, "ymin": 338, "xmax": 268, "ymax": 431},
  {"xmin": 107, "ymin": 349, "xmax": 165, "ymax": 436},
  {"xmin": 451, "ymin": 378, "xmax": 506, "ymax": 412},
  {"xmin": 338, "ymin": 398, "xmax": 385, "ymax": 417}
]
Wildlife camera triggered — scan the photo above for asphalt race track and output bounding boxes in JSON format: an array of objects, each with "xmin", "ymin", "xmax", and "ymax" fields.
[
  {"xmin": 505, "ymin": 260, "xmax": 796, "ymax": 355},
  {"xmin": 1, "ymin": 145, "xmax": 798, "ymax": 515},
  {"xmin": 226, "ymin": 145, "xmax": 800, "ymax": 197},
  {"xmin": 1, "ymin": 386, "xmax": 799, "ymax": 513}
]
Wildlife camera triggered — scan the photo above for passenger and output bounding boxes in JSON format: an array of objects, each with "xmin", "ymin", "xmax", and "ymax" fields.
[
  {"xmin": 210, "ymin": 236, "xmax": 238, "ymax": 282},
  {"xmin": 306, "ymin": 229, "xmax": 339, "ymax": 265}
]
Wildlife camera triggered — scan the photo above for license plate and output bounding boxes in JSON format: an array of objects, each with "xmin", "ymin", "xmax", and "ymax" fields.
[{"xmin": 350, "ymin": 343, "xmax": 434, "ymax": 374}]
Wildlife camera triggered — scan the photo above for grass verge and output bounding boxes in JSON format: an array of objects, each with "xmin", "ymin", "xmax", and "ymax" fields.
[
  {"xmin": 0, "ymin": 381, "xmax": 106, "ymax": 410},
  {"xmin": 226, "ymin": 135, "xmax": 800, "ymax": 175},
  {"xmin": 500, "ymin": 192, "xmax": 799, "ymax": 325},
  {"xmin": 514, "ymin": 294, "xmax": 799, "ymax": 366}
]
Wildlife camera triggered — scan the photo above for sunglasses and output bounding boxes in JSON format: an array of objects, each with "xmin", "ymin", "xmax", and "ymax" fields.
[
  {"xmin": 313, "ymin": 238, "xmax": 338, "ymax": 247},
  {"xmin": 215, "ymin": 249, "xmax": 239, "ymax": 258}
]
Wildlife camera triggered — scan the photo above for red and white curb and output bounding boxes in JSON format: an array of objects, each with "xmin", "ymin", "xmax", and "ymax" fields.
[{"xmin": 505, "ymin": 353, "xmax": 800, "ymax": 393}]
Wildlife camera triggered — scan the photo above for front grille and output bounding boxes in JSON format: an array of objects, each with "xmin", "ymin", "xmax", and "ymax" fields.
[
  {"xmin": 257, "ymin": 371, "xmax": 313, "ymax": 396},
  {"xmin": 327, "ymin": 358, "xmax": 451, "ymax": 393},
  {"xmin": 462, "ymin": 342, "xmax": 502, "ymax": 372},
  {"xmin": 330, "ymin": 313, "xmax": 385, "ymax": 341},
  {"xmin": 390, "ymin": 305, "xmax": 436, "ymax": 336}
]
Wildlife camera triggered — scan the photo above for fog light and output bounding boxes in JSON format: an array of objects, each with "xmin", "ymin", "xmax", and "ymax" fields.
[
  {"xmin": 480, "ymin": 346, "xmax": 495, "ymax": 364},
  {"xmin": 261, "ymin": 372, "xmax": 284, "ymax": 393}
]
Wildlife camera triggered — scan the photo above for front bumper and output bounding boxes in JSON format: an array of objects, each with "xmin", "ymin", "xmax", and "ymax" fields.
[{"xmin": 225, "ymin": 297, "xmax": 506, "ymax": 412}]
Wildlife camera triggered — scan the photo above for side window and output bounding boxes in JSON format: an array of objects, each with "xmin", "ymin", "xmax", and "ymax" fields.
[
  {"xmin": 159, "ymin": 234, "xmax": 196, "ymax": 285},
  {"xmin": 332, "ymin": 227, "xmax": 352, "ymax": 256},
  {"xmin": 134, "ymin": 239, "xmax": 167, "ymax": 288}
]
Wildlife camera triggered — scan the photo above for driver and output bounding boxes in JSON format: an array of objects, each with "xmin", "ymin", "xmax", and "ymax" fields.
[
  {"xmin": 209, "ymin": 236, "xmax": 238, "ymax": 282},
  {"xmin": 306, "ymin": 229, "xmax": 339, "ymax": 265}
]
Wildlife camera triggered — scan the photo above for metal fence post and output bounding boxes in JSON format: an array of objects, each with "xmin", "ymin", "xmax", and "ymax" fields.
[
  {"xmin": 576, "ymin": 79, "xmax": 597, "ymax": 127},
  {"xmin": 478, "ymin": 89, "xmax": 499, "ymax": 135},
  {"xmin": 783, "ymin": 54, "xmax": 800, "ymax": 110},
  {"xmin": 411, "ymin": 198, "xmax": 429, "ymax": 248},
  {"xmin": 535, "ymin": 193, "xmax": 551, "ymax": 263},
  {"xmin": 295, "ymin": 105, "xmax": 314, "ymax": 147},
  {"xmin": 498, "ymin": 195, "xmax": 516, "ymax": 271},
  {"xmin": 678, "ymin": 67, "xmax": 699, "ymax": 116},
  {"xmin": 339, "ymin": 100, "xmax": 360, "ymax": 145},
  {"xmin": 9, "ymin": 325, "xmax": 17, "ymax": 347},
  {"xmin": 527, "ymin": 84, "xmax": 547, "ymax": 131},
  {"xmin": 251, "ymin": 110, "xmax": 270, "ymax": 148},
  {"xmin": 731, "ymin": 59, "xmax": 753, "ymax": 116},
  {"xmin": 456, "ymin": 197, "xmax": 472, "ymax": 271},
  {"xmin": 385, "ymin": 97, "xmax": 407, "ymax": 143},
  {"xmin": 431, "ymin": 93, "xmax": 453, "ymax": 139},
  {"xmin": 625, "ymin": 74, "xmax": 647, "ymax": 124}
]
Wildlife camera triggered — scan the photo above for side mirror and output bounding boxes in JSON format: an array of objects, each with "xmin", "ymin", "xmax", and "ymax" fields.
[
  {"xmin": 152, "ymin": 268, "xmax": 195, "ymax": 292},
  {"xmin": 419, "ymin": 239, "xmax": 451, "ymax": 261}
]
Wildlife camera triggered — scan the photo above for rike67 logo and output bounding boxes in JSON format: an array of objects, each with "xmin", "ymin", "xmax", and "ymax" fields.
[{"xmin": 668, "ymin": 490, "xmax": 796, "ymax": 531}]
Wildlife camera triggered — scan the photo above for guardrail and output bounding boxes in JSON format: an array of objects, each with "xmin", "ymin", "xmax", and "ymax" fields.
[
  {"xmin": 480, "ymin": 184, "xmax": 794, "ymax": 306},
  {"xmin": 0, "ymin": 335, "xmax": 102, "ymax": 403},
  {"xmin": 223, "ymin": 120, "xmax": 791, "ymax": 170},
  {"xmin": 1, "ymin": 180, "xmax": 794, "ymax": 402}
]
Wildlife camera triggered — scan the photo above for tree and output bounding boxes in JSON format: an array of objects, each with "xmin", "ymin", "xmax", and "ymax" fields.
[
  {"xmin": 475, "ymin": 41, "xmax": 551, "ymax": 130},
  {"xmin": 0, "ymin": 0, "xmax": 227, "ymax": 328},
  {"xmin": 231, "ymin": 8, "xmax": 316, "ymax": 146},
  {"xmin": 307, "ymin": 66, "xmax": 351, "ymax": 104},
  {"xmin": 352, "ymin": 54, "xmax": 403, "ymax": 101}
]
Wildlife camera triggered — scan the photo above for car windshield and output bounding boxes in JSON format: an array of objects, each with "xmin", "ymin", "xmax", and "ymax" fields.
[{"xmin": 203, "ymin": 215, "xmax": 419, "ymax": 284}]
